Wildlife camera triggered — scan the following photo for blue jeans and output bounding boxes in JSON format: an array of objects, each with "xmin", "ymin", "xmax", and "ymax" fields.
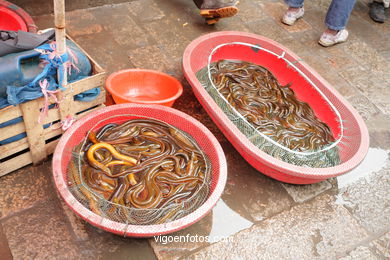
[{"xmin": 284, "ymin": 0, "xmax": 356, "ymax": 30}]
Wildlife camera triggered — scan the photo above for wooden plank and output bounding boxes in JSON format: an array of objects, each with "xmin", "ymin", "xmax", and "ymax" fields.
[
  {"xmin": 0, "ymin": 138, "xmax": 29, "ymax": 160},
  {"xmin": 0, "ymin": 122, "xmax": 25, "ymax": 142},
  {"xmin": 0, "ymin": 106, "xmax": 22, "ymax": 125},
  {"xmin": 41, "ymin": 107, "xmax": 61, "ymax": 125},
  {"xmin": 64, "ymin": 73, "xmax": 105, "ymax": 96},
  {"xmin": 43, "ymin": 125, "xmax": 62, "ymax": 140},
  {"xmin": 19, "ymin": 101, "xmax": 47, "ymax": 164},
  {"xmin": 0, "ymin": 152, "xmax": 32, "ymax": 177}
]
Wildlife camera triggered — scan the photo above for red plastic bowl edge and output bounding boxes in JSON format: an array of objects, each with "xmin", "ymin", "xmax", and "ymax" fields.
[
  {"xmin": 0, "ymin": 0, "xmax": 37, "ymax": 32},
  {"xmin": 105, "ymin": 69, "xmax": 184, "ymax": 105}
]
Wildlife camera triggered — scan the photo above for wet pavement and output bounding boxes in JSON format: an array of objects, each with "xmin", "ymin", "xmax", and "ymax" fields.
[{"xmin": 1, "ymin": 0, "xmax": 389, "ymax": 259}]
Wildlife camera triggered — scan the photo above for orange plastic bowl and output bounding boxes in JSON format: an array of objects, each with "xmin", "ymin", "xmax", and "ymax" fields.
[{"xmin": 105, "ymin": 69, "xmax": 183, "ymax": 107}]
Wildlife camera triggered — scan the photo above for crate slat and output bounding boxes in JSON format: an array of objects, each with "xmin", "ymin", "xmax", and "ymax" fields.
[
  {"xmin": 0, "ymin": 152, "xmax": 32, "ymax": 177},
  {"xmin": 0, "ymin": 105, "xmax": 22, "ymax": 125},
  {"xmin": 42, "ymin": 107, "xmax": 62, "ymax": 125},
  {"xmin": 0, "ymin": 122, "xmax": 26, "ymax": 142},
  {"xmin": 43, "ymin": 126, "xmax": 63, "ymax": 140},
  {"xmin": 0, "ymin": 138, "xmax": 29, "ymax": 160},
  {"xmin": 0, "ymin": 138, "xmax": 62, "ymax": 177},
  {"xmin": 65, "ymin": 73, "xmax": 105, "ymax": 96}
]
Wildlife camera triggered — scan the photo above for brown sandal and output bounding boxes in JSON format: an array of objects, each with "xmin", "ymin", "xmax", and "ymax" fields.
[{"xmin": 200, "ymin": 5, "xmax": 238, "ymax": 19}]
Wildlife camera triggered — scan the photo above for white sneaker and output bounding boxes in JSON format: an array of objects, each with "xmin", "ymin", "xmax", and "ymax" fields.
[
  {"xmin": 318, "ymin": 29, "xmax": 349, "ymax": 47},
  {"xmin": 282, "ymin": 7, "xmax": 304, "ymax": 25}
]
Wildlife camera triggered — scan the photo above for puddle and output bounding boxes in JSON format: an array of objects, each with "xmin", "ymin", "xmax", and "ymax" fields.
[
  {"xmin": 208, "ymin": 199, "xmax": 253, "ymax": 243},
  {"xmin": 336, "ymin": 147, "xmax": 389, "ymax": 189}
]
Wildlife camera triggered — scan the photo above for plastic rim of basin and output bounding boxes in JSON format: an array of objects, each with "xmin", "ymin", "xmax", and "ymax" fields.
[{"xmin": 105, "ymin": 69, "xmax": 183, "ymax": 107}]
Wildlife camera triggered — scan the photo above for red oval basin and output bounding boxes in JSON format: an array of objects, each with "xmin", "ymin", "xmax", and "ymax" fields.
[{"xmin": 183, "ymin": 31, "xmax": 369, "ymax": 184}]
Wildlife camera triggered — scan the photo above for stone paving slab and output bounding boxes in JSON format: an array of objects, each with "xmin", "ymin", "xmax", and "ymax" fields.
[
  {"xmin": 282, "ymin": 181, "xmax": 332, "ymax": 203},
  {"xmin": 1, "ymin": 200, "xmax": 81, "ymax": 260},
  {"xmin": 0, "ymin": 224, "xmax": 12, "ymax": 260},
  {"xmin": 341, "ymin": 231, "xmax": 390, "ymax": 260},
  {"xmin": 339, "ymin": 67, "xmax": 390, "ymax": 116},
  {"xmin": 220, "ymin": 142, "xmax": 293, "ymax": 222},
  {"xmin": 149, "ymin": 213, "xmax": 213, "ymax": 260},
  {"xmin": 0, "ymin": 162, "xmax": 55, "ymax": 220},
  {"xmin": 188, "ymin": 194, "xmax": 370, "ymax": 259},
  {"xmin": 370, "ymin": 232, "xmax": 390, "ymax": 258},
  {"xmin": 346, "ymin": 94, "xmax": 382, "ymax": 121},
  {"xmin": 128, "ymin": 0, "xmax": 166, "ymax": 23},
  {"xmin": 246, "ymin": 17, "xmax": 292, "ymax": 43},
  {"xmin": 237, "ymin": 0, "xmax": 268, "ymax": 23},
  {"xmin": 79, "ymin": 225, "xmax": 157, "ymax": 260},
  {"xmin": 340, "ymin": 246, "xmax": 380, "ymax": 260},
  {"xmin": 335, "ymin": 158, "xmax": 390, "ymax": 235}
]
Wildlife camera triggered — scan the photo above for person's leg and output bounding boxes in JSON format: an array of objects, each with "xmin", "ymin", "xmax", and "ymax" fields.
[
  {"xmin": 285, "ymin": 0, "xmax": 304, "ymax": 8},
  {"xmin": 319, "ymin": 0, "xmax": 356, "ymax": 46},
  {"xmin": 282, "ymin": 0, "xmax": 305, "ymax": 25},
  {"xmin": 324, "ymin": 0, "xmax": 356, "ymax": 31}
]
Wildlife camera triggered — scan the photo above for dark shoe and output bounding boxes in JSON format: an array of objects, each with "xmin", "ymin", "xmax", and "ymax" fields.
[
  {"xmin": 369, "ymin": 2, "xmax": 385, "ymax": 23},
  {"xmin": 199, "ymin": 0, "xmax": 239, "ymax": 20}
]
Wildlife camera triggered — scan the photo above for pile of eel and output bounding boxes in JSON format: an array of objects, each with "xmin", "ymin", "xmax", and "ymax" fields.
[
  {"xmin": 68, "ymin": 119, "xmax": 210, "ymax": 224},
  {"xmin": 196, "ymin": 59, "xmax": 340, "ymax": 167}
]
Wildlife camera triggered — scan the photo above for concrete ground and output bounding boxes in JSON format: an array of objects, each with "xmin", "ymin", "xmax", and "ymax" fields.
[{"xmin": 1, "ymin": 0, "xmax": 390, "ymax": 259}]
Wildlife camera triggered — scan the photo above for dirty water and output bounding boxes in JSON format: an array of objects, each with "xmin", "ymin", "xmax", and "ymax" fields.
[{"xmin": 208, "ymin": 199, "xmax": 253, "ymax": 242}]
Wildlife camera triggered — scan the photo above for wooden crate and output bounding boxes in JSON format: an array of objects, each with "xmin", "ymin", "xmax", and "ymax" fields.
[{"xmin": 0, "ymin": 38, "xmax": 106, "ymax": 177}]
